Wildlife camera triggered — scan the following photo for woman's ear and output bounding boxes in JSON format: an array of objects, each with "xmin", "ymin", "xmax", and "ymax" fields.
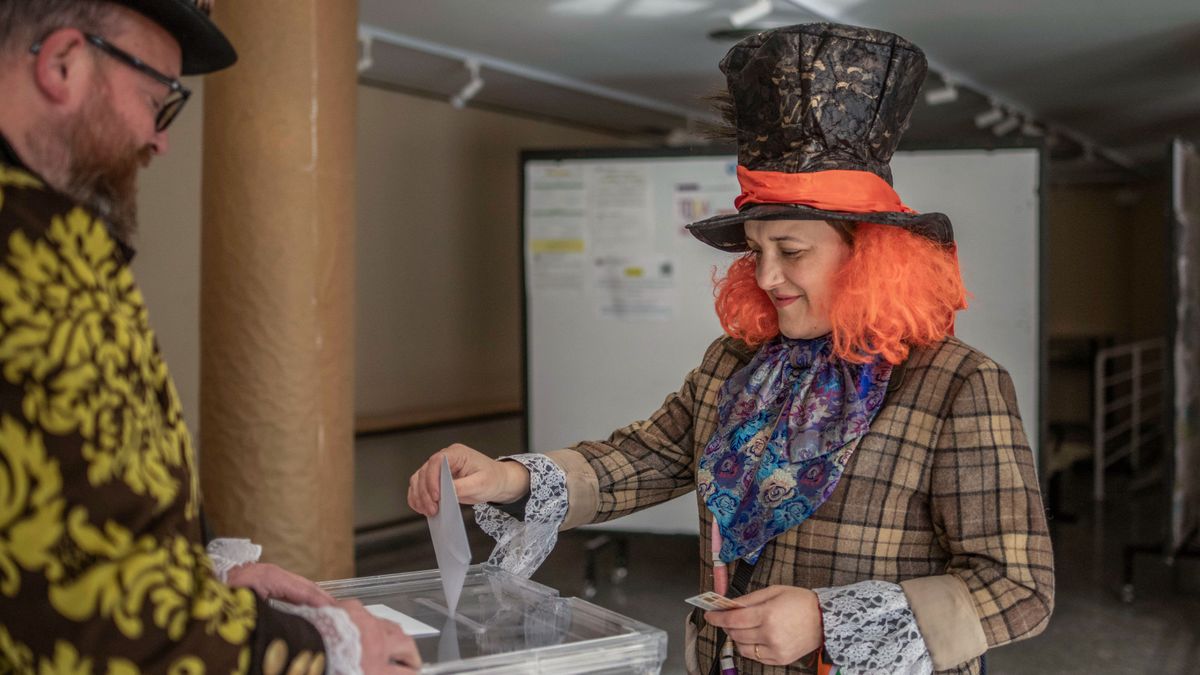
[{"xmin": 31, "ymin": 28, "xmax": 93, "ymax": 108}]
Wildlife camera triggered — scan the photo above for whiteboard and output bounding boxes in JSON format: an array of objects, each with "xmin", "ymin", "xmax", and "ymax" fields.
[{"xmin": 523, "ymin": 148, "xmax": 1041, "ymax": 534}]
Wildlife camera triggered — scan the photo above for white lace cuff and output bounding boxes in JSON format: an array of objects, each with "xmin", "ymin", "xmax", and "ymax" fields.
[
  {"xmin": 272, "ymin": 601, "xmax": 363, "ymax": 675},
  {"xmin": 473, "ymin": 453, "xmax": 568, "ymax": 578},
  {"xmin": 815, "ymin": 580, "xmax": 933, "ymax": 675},
  {"xmin": 206, "ymin": 538, "xmax": 262, "ymax": 582}
]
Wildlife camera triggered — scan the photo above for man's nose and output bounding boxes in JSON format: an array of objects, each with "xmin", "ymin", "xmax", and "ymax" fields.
[{"xmin": 149, "ymin": 129, "xmax": 169, "ymax": 157}]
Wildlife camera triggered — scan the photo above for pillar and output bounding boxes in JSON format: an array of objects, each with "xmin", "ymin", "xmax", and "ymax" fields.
[{"xmin": 199, "ymin": 0, "xmax": 357, "ymax": 580}]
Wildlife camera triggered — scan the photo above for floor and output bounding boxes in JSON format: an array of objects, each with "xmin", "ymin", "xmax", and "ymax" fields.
[{"xmin": 356, "ymin": 465, "xmax": 1200, "ymax": 674}]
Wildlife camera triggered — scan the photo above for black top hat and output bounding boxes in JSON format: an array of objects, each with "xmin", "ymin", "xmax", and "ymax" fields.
[
  {"xmin": 113, "ymin": 0, "xmax": 236, "ymax": 75},
  {"xmin": 686, "ymin": 23, "xmax": 953, "ymax": 251}
]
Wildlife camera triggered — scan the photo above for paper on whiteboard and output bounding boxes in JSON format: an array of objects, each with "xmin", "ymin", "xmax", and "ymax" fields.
[
  {"xmin": 365, "ymin": 604, "xmax": 440, "ymax": 637},
  {"xmin": 587, "ymin": 165, "xmax": 652, "ymax": 254},
  {"xmin": 672, "ymin": 181, "xmax": 739, "ymax": 235},
  {"xmin": 528, "ymin": 164, "xmax": 587, "ymax": 290},
  {"xmin": 593, "ymin": 255, "xmax": 676, "ymax": 320}
]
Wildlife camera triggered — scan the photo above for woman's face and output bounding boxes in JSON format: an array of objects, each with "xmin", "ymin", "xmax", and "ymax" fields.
[{"xmin": 744, "ymin": 219, "xmax": 851, "ymax": 340}]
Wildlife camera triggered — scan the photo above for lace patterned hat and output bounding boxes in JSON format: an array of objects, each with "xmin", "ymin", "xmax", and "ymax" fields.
[
  {"xmin": 112, "ymin": 0, "xmax": 236, "ymax": 74},
  {"xmin": 686, "ymin": 23, "xmax": 954, "ymax": 252}
]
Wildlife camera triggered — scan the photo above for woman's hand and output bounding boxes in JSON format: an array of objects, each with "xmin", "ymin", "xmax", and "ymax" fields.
[
  {"xmin": 225, "ymin": 562, "xmax": 335, "ymax": 607},
  {"xmin": 407, "ymin": 444, "xmax": 530, "ymax": 516},
  {"xmin": 704, "ymin": 585, "xmax": 822, "ymax": 666}
]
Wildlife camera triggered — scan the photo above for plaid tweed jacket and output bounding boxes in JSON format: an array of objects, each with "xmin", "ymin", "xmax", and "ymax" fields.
[{"xmin": 546, "ymin": 335, "xmax": 1054, "ymax": 674}]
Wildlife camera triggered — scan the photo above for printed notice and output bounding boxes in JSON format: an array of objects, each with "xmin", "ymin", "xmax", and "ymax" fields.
[
  {"xmin": 673, "ymin": 181, "xmax": 739, "ymax": 235},
  {"xmin": 593, "ymin": 255, "xmax": 676, "ymax": 320},
  {"xmin": 527, "ymin": 164, "xmax": 587, "ymax": 290},
  {"xmin": 587, "ymin": 165, "xmax": 652, "ymax": 254}
]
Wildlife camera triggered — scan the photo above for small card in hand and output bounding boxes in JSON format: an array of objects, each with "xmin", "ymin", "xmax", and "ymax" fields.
[{"xmin": 685, "ymin": 591, "xmax": 746, "ymax": 612}]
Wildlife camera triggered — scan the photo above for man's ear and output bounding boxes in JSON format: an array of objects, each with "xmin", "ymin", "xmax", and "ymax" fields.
[{"xmin": 32, "ymin": 28, "xmax": 94, "ymax": 107}]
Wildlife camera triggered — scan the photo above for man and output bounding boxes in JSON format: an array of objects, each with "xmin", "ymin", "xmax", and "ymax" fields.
[{"xmin": 0, "ymin": 1, "xmax": 418, "ymax": 672}]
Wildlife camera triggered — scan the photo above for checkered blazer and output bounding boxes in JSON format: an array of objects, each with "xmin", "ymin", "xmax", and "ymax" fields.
[{"xmin": 548, "ymin": 335, "xmax": 1054, "ymax": 674}]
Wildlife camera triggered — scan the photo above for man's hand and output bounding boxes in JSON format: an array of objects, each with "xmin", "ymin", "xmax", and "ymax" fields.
[
  {"xmin": 704, "ymin": 585, "xmax": 822, "ymax": 666},
  {"xmin": 225, "ymin": 562, "xmax": 335, "ymax": 607},
  {"xmin": 339, "ymin": 599, "xmax": 421, "ymax": 674},
  {"xmin": 407, "ymin": 444, "xmax": 530, "ymax": 516}
]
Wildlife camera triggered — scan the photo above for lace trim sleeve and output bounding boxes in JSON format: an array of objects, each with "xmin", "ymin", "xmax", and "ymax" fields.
[
  {"xmin": 473, "ymin": 453, "xmax": 568, "ymax": 579},
  {"xmin": 206, "ymin": 537, "xmax": 262, "ymax": 582},
  {"xmin": 815, "ymin": 579, "xmax": 933, "ymax": 675},
  {"xmin": 272, "ymin": 602, "xmax": 363, "ymax": 675}
]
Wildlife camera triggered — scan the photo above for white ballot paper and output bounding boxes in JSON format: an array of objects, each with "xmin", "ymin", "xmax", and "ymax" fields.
[
  {"xmin": 364, "ymin": 604, "xmax": 440, "ymax": 638},
  {"xmin": 427, "ymin": 455, "xmax": 471, "ymax": 614}
]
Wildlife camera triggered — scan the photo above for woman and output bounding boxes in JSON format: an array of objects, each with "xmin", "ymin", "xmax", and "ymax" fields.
[{"xmin": 409, "ymin": 22, "xmax": 1052, "ymax": 675}]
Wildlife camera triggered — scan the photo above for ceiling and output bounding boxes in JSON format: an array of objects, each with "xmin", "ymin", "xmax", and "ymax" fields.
[{"xmin": 358, "ymin": 0, "xmax": 1200, "ymax": 182}]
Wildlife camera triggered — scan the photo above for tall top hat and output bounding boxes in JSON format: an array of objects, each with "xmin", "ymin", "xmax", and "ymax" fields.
[{"xmin": 686, "ymin": 23, "xmax": 953, "ymax": 251}]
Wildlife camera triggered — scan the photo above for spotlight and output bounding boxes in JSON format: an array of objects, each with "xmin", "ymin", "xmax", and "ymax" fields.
[
  {"xmin": 357, "ymin": 34, "xmax": 374, "ymax": 74},
  {"xmin": 973, "ymin": 106, "xmax": 1004, "ymax": 129},
  {"xmin": 924, "ymin": 80, "xmax": 958, "ymax": 106},
  {"xmin": 992, "ymin": 114, "xmax": 1021, "ymax": 136},
  {"xmin": 1021, "ymin": 122, "xmax": 1045, "ymax": 137},
  {"xmin": 451, "ymin": 60, "xmax": 483, "ymax": 109},
  {"xmin": 730, "ymin": 0, "xmax": 772, "ymax": 28}
]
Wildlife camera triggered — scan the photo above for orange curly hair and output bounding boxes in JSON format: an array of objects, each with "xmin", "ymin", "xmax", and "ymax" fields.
[{"xmin": 713, "ymin": 222, "xmax": 968, "ymax": 365}]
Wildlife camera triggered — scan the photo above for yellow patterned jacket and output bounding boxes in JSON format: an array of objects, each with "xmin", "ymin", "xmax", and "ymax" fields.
[{"xmin": 0, "ymin": 138, "xmax": 325, "ymax": 674}]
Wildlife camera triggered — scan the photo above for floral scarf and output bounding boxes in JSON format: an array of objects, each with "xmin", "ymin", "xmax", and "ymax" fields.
[{"xmin": 697, "ymin": 335, "xmax": 892, "ymax": 564}]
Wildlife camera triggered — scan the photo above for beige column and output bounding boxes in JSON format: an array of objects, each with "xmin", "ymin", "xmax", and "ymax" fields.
[{"xmin": 199, "ymin": 0, "xmax": 357, "ymax": 580}]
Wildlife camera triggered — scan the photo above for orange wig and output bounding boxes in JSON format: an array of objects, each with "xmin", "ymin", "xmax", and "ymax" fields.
[{"xmin": 713, "ymin": 222, "xmax": 968, "ymax": 365}]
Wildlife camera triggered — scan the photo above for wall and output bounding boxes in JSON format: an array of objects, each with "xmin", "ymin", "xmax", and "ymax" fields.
[
  {"xmin": 135, "ymin": 79, "xmax": 205, "ymax": 430},
  {"xmin": 354, "ymin": 86, "xmax": 633, "ymax": 418},
  {"xmin": 1044, "ymin": 180, "xmax": 1170, "ymax": 428}
]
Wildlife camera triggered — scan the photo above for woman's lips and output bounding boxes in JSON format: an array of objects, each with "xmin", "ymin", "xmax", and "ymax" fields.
[{"xmin": 772, "ymin": 294, "xmax": 800, "ymax": 308}]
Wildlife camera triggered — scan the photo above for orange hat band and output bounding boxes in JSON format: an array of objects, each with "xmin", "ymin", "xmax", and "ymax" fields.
[{"xmin": 735, "ymin": 167, "xmax": 918, "ymax": 215}]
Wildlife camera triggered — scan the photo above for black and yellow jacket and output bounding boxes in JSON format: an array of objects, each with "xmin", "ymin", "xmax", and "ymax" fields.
[{"xmin": 0, "ymin": 137, "xmax": 327, "ymax": 674}]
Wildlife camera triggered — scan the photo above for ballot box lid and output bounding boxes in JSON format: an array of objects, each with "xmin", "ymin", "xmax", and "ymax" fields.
[{"xmin": 320, "ymin": 564, "xmax": 667, "ymax": 674}]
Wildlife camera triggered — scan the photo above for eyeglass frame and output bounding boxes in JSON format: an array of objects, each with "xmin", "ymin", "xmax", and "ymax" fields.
[{"xmin": 30, "ymin": 32, "xmax": 191, "ymax": 133}]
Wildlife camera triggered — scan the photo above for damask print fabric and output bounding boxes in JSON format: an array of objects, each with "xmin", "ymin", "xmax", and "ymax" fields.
[
  {"xmin": 697, "ymin": 335, "xmax": 891, "ymax": 563},
  {"xmin": 0, "ymin": 139, "xmax": 327, "ymax": 673}
]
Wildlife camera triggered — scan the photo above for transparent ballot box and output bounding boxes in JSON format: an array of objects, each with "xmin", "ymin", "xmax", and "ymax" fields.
[{"xmin": 320, "ymin": 565, "xmax": 667, "ymax": 674}]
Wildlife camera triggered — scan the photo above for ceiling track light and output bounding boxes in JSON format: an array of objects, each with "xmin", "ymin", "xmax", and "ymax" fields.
[
  {"xmin": 730, "ymin": 0, "xmax": 773, "ymax": 28},
  {"xmin": 973, "ymin": 105, "xmax": 1005, "ymax": 129},
  {"xmin": 992, "ymin": 114, "xmax": 1021, "ymax": 136},
  {"xmin": 924, "ymin": 79, "xmax": 958, "ymax": 106},
  {"xmin": 357, "ymin": 33, "xmax": 374, "ymax": 74},
  {"xmin": 451, "ymin": 59, "xmax": 483, "ymax": 109}
]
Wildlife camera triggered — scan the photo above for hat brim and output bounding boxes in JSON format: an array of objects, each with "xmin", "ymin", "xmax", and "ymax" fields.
[
  {"xmin": 686, "ymin": 203, "xmax": 954, "ymax": 252},
  {"xmin": 120, "ymin": 0, "xmax": 237, "ymax": 75}
]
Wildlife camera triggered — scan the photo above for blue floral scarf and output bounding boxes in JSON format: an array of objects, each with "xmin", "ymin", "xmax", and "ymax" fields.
[{"xmin": 697, "ymin": 335, "xmax": 892, "ymax": 563}]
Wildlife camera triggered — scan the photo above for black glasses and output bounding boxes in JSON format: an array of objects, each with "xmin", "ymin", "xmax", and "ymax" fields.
[{"xmin": 31, "ymin": 33, "xmax": 191, "ymax": 132}]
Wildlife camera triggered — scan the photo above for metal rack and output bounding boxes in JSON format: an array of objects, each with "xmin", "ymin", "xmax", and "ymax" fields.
[{"xmin": 1093, "ymin": 338, "xmax": 1167, "ymax": 501}]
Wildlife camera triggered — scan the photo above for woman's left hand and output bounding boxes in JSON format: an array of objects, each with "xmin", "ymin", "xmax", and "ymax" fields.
[{"xmin": 704, "ymin": 585, "xmax": 822, "ymax": 666}]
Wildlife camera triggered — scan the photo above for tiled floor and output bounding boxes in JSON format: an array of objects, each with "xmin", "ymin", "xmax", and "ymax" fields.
[{"xmin": 357, "ymin": 466, "xmax": 1200, "ymax": 674}]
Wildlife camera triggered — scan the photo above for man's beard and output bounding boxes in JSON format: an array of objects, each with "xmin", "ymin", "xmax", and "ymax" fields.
[{"xmin": 31, "ymin": 83, "xmax": 154, "ymax": 247}]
